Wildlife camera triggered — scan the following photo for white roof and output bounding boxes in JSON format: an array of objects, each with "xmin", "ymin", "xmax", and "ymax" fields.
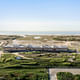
[{"xmin": 4, "ymin": 44, "xmax": 68, "ymax": 49}]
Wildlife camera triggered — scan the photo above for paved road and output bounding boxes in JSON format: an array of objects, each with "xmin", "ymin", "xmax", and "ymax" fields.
[
  {"xmin": 49, "ymin": 68, "xmax": 80, "ymax": 80},
  {"xmin": 0, "ymin": 51, "xmax": 4, "ymax": 58}
]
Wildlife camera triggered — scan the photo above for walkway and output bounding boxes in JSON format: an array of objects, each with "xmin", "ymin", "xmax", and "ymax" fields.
[
  {"xmin": 13, "ymin": 53, "xmax": 33, "ymax": 59},
  {"xmin": 49, "ymin": 68, "xmax": 80, "ymax": 80}
]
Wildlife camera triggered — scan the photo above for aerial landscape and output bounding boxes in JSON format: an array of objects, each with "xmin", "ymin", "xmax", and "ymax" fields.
[
  {"xmin": 0, "ymin": 0, "xmax": 80, "ymax": 80},
  {"xmin": 0, "ymin": 35, "xmax": 80, "ymax": 80}
]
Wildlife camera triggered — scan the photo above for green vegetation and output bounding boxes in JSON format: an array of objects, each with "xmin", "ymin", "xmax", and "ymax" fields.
[
  {"xmin": 0, "ymin": 35, "xmax": 22, "ymax": 40},
  {"xmin": 1, "ymin": 35, "xmax": 80, "ymax": 80},
  {"xmin": 1, "ymin": 52, "xmax": 80, "ymax": 80},
  {"xmin": 15, "ymin": 35, "xmax": 80, "ymax": 41},
  {"xmin": 53, "ymin": 35, "xmax": 80, "ymax": 41},
  {"xmin": 0, "ymin": 53, "xmax": 48, "ymax": 80},
  {"xmin": 57, "ymin": 72, "xmax": 80, "ymax": 80},
  {"xmin": 1, "ymin": 52, "xmax": 80, "ymax": 68},
  {"xmin": 0, "ymin": 69, "xmax": 48, "ymax": 80}
]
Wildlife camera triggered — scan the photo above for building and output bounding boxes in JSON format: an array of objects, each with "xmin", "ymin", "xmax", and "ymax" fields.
[{"xmin": 3, "ymin": 44, "xmax": 76, "ymax": 53}]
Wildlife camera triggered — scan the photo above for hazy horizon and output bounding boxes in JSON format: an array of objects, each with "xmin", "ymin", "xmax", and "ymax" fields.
[{"xmin": 0, "ymin": 0, "xmax": 80, "ymax": 31}]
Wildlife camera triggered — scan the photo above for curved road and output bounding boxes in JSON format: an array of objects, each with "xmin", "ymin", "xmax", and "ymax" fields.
[{"xmin": 49, "ymin": 68, "xmax": 80, "ymax": 80}]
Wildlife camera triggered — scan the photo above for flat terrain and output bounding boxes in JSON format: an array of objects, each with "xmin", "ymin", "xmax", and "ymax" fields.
[
  {"xmin": 1, "ymin": 35, "xmax": 80, "ymax": 51},
  {"xmin": 49, "ymin": 68, "xmax": 80, "ymax": 80},
  {"xmin": 0, "ymin": 68, "xmax": 48, "ymax": 80},
  {"xmin": 0, "ymin": 35, "xmax": 80, "ymax": 80}
]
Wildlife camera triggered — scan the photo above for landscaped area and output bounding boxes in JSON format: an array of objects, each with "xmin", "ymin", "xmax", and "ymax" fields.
[
  {"xmin": 0, "ymin": 53, "xmax": 49, "ymax": 80},
  {"xmin": 0, "ymin": 69, "xmax": 48, "ymax": 80},
  {"xmin": 0, "ymin": 52, "xmax": 80, "ymax": 80},
  {"xmin": 57, "ymin": 72, "xmax": 80, "ymax": 80},
  {"xmin": 1, "ymin": 35, "xmax": 80, "ymax": 80}
]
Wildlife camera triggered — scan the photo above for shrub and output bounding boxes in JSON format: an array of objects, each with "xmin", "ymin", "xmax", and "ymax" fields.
[{"xmin": 57, "ymin": 72, "xmax": 74, "ymax": 80}]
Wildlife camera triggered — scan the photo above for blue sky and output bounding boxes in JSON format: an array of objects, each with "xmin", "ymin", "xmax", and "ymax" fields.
[{"xmin": 0, "ymin": 0, "xmax": 80, "ymax": 31}]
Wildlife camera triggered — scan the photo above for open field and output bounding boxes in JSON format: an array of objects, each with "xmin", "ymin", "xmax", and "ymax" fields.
[
  {"xmin": 1, "ymin": 52, "xmax": 80, "ymax": 79},
  {"xmin": 0, "ymin": 35, "xmax": 80, "ymax": 51},
  {"xmin": 1, "ymin": 52, "xmax": 80, "ymax": 68},
  {"xmin": 0, "ymin": 68, "xmax": 48, "ymax": 80},
  {"xmin": 0, "ymin": 35, "xmax": 80, "ymax": 80}
]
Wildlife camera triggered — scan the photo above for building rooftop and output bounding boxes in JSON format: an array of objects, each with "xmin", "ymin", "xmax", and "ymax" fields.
[{"xmin": 4, "ymin": 44, "xmax": 68, "ymax": 49}]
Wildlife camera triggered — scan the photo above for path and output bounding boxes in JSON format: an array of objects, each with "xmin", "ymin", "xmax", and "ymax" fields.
[
  {"xmin": 13, "ymin": 53, "xmax": 33, "ymax": 59},
  {"xmin": 0, "ymin": 51, "xmax": 4, "ymax": 58},
  {"xmin": 49, "ymin": 68, "xmax": 80, "ymax": 80}
]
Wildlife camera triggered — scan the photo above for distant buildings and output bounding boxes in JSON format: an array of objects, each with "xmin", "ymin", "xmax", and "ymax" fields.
[{"xmin": 3, "ymin": 44, "xmax": 76, "ymax": 53}]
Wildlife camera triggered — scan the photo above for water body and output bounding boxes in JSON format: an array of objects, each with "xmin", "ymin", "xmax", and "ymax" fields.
[{"xmin": 0, "ymin": 31, "xmax": 80, "ymax": 35}]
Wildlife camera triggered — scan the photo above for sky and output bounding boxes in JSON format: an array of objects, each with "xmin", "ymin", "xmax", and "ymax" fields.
[{"xmin": 0, "ymin": 0, "xmax": 80, "ymax": 31}]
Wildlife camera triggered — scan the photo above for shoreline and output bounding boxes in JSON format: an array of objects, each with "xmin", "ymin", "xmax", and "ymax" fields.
[{"xmin": 0, "ymin": 31, "xmax": 80, "ymax": 35}]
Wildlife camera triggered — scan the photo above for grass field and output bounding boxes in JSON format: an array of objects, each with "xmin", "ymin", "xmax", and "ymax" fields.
[{"xmin": 0, "ymin": 68, "xmax": 48, "ymax": 80}]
